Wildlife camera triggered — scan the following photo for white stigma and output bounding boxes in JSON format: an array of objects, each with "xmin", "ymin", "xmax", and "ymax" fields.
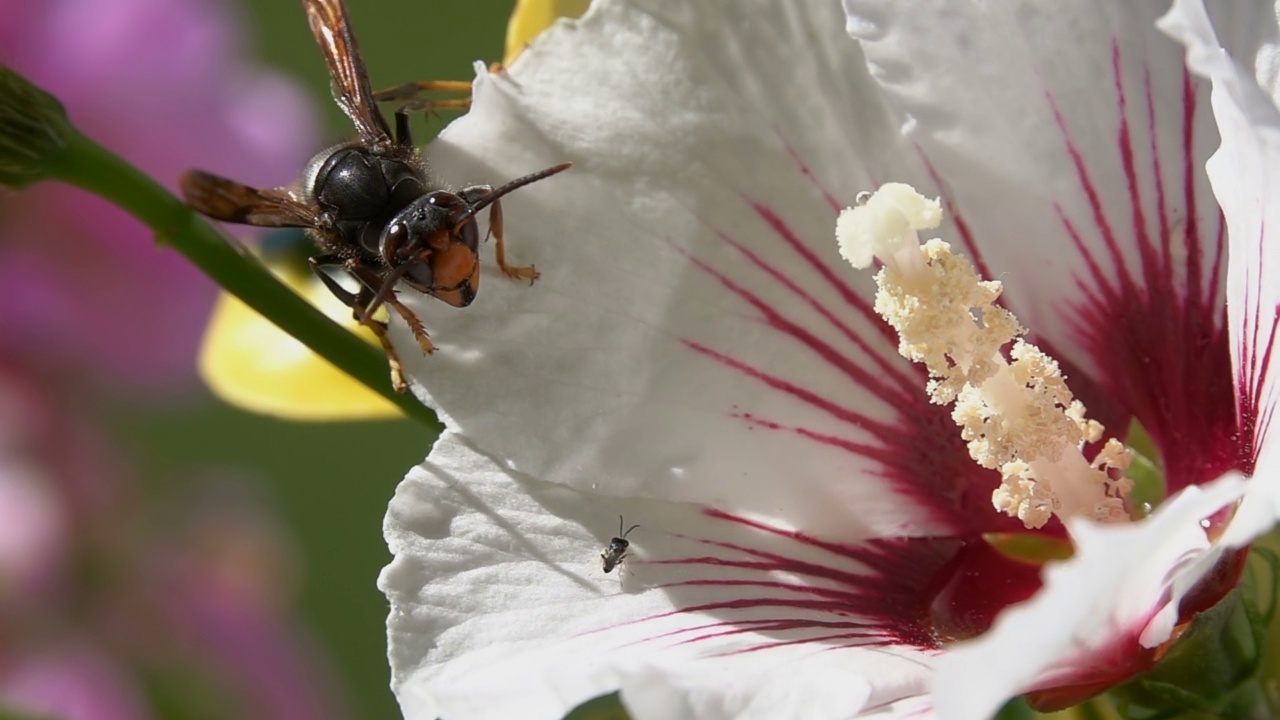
[{"xmin": 835, "ymin": 184, "xmax": 1132, "ymax": 529}]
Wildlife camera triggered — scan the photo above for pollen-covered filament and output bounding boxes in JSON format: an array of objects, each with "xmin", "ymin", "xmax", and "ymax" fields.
[{"xmin": 836, "ymin": 184, "xmax": 1132, "ymax": 529}]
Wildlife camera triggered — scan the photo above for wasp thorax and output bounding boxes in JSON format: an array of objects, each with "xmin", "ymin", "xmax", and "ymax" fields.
[{"xmin": 306, "ymin": 144, "xmax": 426, "ymax": 254}]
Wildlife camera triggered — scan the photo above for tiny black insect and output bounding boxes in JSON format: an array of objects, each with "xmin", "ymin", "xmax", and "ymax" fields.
[{"xmin": 601, "ymin": 516, "xmax": 640, "ymax": 574}]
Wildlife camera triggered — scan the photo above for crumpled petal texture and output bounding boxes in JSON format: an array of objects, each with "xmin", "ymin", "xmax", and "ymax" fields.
[
  {"xmin": 382, "ymin": 433, "xmax": 935, "ymax": 720},
  {"xmin": 387, "ymin": 1, "xmax": 962, "ymax": 716},
  {"xmin": 384, "ymin": 0, "xmax": 1280, "ymax": 716},
  {"xmin": 394, "ymin": 0, "xmax": 957, "ymax": 541}
]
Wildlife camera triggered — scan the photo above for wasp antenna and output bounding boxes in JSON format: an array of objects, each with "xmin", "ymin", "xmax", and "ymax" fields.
[
  {"xmin": 623, "ymin": 524, "xmax": 640, "ymax": 538},
  {"xmin": 452, "ymin": 162, "xmax": 572, "ymax": 229}
]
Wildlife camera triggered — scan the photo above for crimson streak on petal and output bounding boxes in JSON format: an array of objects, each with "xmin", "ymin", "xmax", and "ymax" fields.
[
  {"xmin": 1236, "ymin": 224, "xmax": 1280, "ymax": 472},
  {"xmin": 677, "ymin": 260, "xmax": 1026, "ymax": 531},
  {"xmin": 1052, "ymin": 41, "xmax": 1235, "ymax": 493},
  {"xmin": 594, "ymin": 510, "xmax": 1042, "ymax": 656},
  {"xmin": 683, "ymin": 201, "xmax": 1036, "ymax": 528},
  {"xmin": 711, "ymin": 224, "xmax": 915, "ymax": 392},
  {"xmin": 748, "ymin": 202, "xmax": 895, "ymax": 345},
  {"xmin": 918, "ymin": 153, "xmax": 995, "ymax": 282},
  {"xmin": 774, "ymin": 130, "xmax": 843, "ymax": 215}
]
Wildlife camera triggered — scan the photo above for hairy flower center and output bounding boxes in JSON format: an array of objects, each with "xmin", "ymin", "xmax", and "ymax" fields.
[{"xmin": 836, "ymin": 184, "xmax": 1133, "ymax": 529}]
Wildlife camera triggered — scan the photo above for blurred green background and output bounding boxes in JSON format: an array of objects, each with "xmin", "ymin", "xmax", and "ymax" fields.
[{"xmin": 116, "ymin": 2, "xmax": 514, "ymax": 718}]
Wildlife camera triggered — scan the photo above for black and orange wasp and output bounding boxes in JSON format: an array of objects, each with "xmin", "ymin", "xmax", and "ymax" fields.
[{"xmin": 181, "ymin": 0, "xmax": 569, "ymax": 391}]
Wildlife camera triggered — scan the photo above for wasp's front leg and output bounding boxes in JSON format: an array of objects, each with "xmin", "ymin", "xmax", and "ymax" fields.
[
  {"xmin": 310, "ymin": 255, "xmax": 410, "ymax": 394},
  {"xmin": 356, "ymin": 293, "xmax": 409, "ymax": 394},
  {"xmin": 459, "ymin": 185, "xmax": 540, "ymax": 284},
  {"xmin": 344, "ymin": 259, "xmax": 436, "ymax": 357}
]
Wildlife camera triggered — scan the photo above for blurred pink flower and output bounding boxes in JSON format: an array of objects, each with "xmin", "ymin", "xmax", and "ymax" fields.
[
  {"xmin": 0, "ymin": 643, "xmax": 149, "ymax": 720},
  {"xmin": 0, "ymin": 366, "xmax": 351, "ymax": 718},
  {"xmin": 153, "ymin": 565, "xmax": 349, "ymax": 720},
  {"xmin": 135, "ymin": 483, "xmax": 349, "ymax": 720},
  {"xmin": 0, "ymin": 0, "xmax": 317, "ymax": 393},
  {"xmin": 0, "ymin": 458, "xmax": 65, "ymax": 611},
  {"xmin": 0, "ymin": 4, "xmax": 343, "ymax": 710},
  {"xmin": 0, "ymin": 363, "xmax": 123, "ymax": 619}
]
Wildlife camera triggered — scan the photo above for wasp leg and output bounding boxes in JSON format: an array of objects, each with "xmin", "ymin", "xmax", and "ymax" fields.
[
  {"xmin": 390, "ymin": 99, "xmax": 470, "ymax": 146},
  {"xmin": 387, "ymin": 98, "xmax": 470, "ymax": 148},
  {"xmin": 393, "ymin": 97, "xmax": 471, "ymax": 113},
  {"xmin": 353, "ymin": 286, "xmax": 409, "ymax": 394},
  {"xmin": 488, "ymin": 197, "xmax": 539, "ymax": 284},
  {"xmin": 375, "ymin": 81, "xmax": 471, "ymax": 147},
  {"xmin": 382, "ymin": 294, "xmax": 436, "ymax": 356},
  {"xmin": 372, "ymin": 80, "xmax": 473, "ymax": 102},
  {"xmin": 344, "ymin": 260, "xmax": 436, "ymax": 357},
  {"xmin": 458, "ymin": 186, "xmax": 540, "ymax": 284},
  {"xmin": 309, "ymin": 254, "xmax": 360, "ymax": 306},
  {"xmin": 310, "ymin": 255, "xmax": 409, "ymax": 394}
]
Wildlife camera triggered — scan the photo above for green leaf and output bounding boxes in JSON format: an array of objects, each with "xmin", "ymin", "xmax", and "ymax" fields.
[
  {"xmin": 563, "ymin": 693, "xmax": 632, "ymax": 720},
  {"xmin": 0, "ymin": 65, "xmax": 72, "ymax": 189},
  {"xmin": 1110, "ymin": 584, "xmax": 1273, "ymax": 718},
  {"xmin": 994, "ymin": 696, "xmax": 1036, "ymax": 720},
  {"xmin": 1123, "ymin": 419, "xmax": 1165, "ymax": 518}
]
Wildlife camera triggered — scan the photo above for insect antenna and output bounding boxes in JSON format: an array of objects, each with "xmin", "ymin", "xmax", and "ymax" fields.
[
  {"xmin": 617, "ymin": 515, "xmax": 640, "ymax": 539},
  {"xmin": 357, "ymin": 250, "xmax": 427, "ymax": 325},
  {"xmin": 448, "ymin": 162, "xmax": 572, "ymax": 233},
  {"xmin": 359, "ymin": 163, "xmax": 572, "ymax": 325}
]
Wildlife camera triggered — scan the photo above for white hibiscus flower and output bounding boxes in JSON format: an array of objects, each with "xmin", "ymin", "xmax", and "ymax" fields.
[{"xmin": 379, "ymin": 0, "xmax": 1280, "ymax": 717}]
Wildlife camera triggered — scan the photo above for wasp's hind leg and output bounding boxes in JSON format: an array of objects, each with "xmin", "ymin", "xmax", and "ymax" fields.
[
  {"xmin": 458, "ymin": 185, "xmax": 540, "ymax": 284},
  {"xmin": 374, "ymin": 81, "xmax": 472, "ymax": 147},
  {"xmin": 373, "ymin": 80, "xmax": 473, "ymax": 103},
  {"xmin": 309, "ymin": 255, "xmax": 409, "ymax": 394}
]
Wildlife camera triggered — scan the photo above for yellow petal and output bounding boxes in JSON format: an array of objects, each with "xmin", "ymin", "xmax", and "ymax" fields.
[
  {"xmin": 199, "ymin": 269, "xmax": 401, "ymax": 422},
  {"xmin": 504, "ymin": 0, "xmax": 591, "ymax": 66}
]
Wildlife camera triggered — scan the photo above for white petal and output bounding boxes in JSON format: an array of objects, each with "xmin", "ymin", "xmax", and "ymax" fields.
[
  {"xmin": 932, "ymin": 473, "xmax": 1249, "ymax": 720},
  {"xmin": 1158, "ymin": 6, "xmax": 1280, "ymax": 673},
  {"xmin": 622, "ymin": 659, "xmax": 930, "ymax": 720},
  {"xmin": 395, "ymin": 0, "xmax": 980, "ymax": 538},
  {"xmin": 1160, "ymin": 0, "xmax": 1280, "ymax": 516},
  {"xmin": 844, "ymin": 0, "xmax": 1225, "ymax": 383},
  {"xmin": 382, "ymin": 433, "xmax": 935, "ymax": 720}
]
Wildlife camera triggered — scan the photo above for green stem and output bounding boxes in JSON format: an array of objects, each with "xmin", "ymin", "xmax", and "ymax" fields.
[{"xmin": 49, "ymin": 126, "xmax": 438, "ymax": 427}]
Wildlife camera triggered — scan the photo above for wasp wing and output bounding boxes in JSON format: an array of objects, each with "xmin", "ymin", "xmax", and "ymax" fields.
[
  {"xmin": 301, "ymin": 0, "xmax": 393, "ymax": 146},
  {"xmin": 180, "ymin": 170, "xmax": 319, "ymax": 228}
]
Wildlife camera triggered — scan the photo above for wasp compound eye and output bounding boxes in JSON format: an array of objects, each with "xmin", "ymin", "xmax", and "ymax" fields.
[{"xmin": 379, "ymin": 221, "xmax": 408, "ymax": 264}]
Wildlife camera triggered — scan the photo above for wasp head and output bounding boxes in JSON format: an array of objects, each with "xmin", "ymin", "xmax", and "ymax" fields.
[{"xmin": 379, "ymin": 191, "xmax": 481, "ymax": 308}]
